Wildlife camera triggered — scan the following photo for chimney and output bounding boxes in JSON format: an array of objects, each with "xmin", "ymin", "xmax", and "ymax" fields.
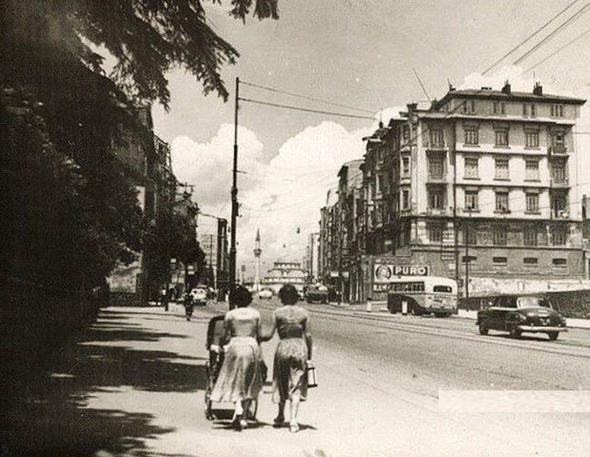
[
  {"xmin": 501, "ymin": 80, "xmax": 511, "ymax": 95},
  {"xmin": 406, "ymin": 102, "xmax": 418, "ymax": 113},
  {"xmin": 533, "ymin": 82, "xmax": 543, "ymax": 96}
]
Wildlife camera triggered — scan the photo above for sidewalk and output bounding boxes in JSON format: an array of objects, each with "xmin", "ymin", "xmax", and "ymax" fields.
[{"xmin": 329, "ymin": 301, "xmax": 590, "ymax": 329}]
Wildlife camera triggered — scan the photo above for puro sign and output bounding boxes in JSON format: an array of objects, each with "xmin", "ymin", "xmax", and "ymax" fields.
[{"xmin": 374, "ymin": 264, "xmax": 429, "ymax": 282}]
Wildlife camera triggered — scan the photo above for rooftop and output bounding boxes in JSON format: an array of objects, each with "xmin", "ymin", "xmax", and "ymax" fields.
[{"xmin": 436, "ymin": 87, "xmax": 585, "ymax": 107}]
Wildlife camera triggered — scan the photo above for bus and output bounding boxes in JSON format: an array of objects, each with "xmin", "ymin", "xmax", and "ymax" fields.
[{"xmin": 386, "ymin": 276, "xmax": 457, "ymax": 317}]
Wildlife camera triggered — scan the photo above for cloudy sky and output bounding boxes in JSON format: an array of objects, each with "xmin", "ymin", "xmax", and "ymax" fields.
[{"xmin": 151, "ymin": 0, "xmax": 590, "ymax": 277}]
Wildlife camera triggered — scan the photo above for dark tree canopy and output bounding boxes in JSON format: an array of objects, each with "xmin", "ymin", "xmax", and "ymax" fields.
[{"xmin": 3, "ymin": 0, "xmax": 279, "ymax": 107}]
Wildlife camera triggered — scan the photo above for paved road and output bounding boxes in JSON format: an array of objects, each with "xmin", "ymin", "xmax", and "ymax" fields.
[{"xmin": 2, "ymin": 300, "xmax": 589, "ymax": 457}]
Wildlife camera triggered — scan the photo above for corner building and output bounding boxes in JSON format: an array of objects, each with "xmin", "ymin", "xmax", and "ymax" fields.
[{"xmin": 363, "ymin": 83, "xmax": 588, "ymax": 299}]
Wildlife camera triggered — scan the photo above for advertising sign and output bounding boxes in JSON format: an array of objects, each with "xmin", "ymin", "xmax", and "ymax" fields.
[{"xmin": 373, "ymin": 264, "xmax": 429, "ymax": 282}]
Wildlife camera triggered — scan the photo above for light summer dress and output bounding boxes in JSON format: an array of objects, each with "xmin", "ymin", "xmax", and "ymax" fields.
[
  {"xmin": 210, "ymin": 307, "xmax": 263, "ymax": 403},
  {"xmin": 272, "ymin": 305, "xmax": 310, "ymax": 403}
]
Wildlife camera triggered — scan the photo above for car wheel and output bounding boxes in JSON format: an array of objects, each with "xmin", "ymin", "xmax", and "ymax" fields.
[
  {"xmin": 478, "ymin": 324, "xmax": 489, "ymax": 335},
  {"xmin": 547, "ymin": 331, "xmax": 559, "ymax": 341},
  {"xmin": 509, "ymin": 326, "xmax": 522, "ymax": 338}
]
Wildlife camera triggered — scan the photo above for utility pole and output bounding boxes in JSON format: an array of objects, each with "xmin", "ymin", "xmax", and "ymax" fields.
[{"xmin": 229, "ymin": 77, "xmax": 239, "ymax": 308}]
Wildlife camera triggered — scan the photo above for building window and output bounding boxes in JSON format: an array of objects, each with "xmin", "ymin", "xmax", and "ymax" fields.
[
  {"xmin": 493, "ymin": 256, "xmax": 507, "ymax": 264},
  {"xmin": 550, "ymin": 104, "xmax": 564, "ymax": 117},
  {"xmin": 428, "ymin": 156, "xmax": 444, "ymax": 179},
  {"xmin": 428, "ymin": 189, "xmax": 444, "ymax": 209},
  {"xmin": 430, "ymin": 129, "xmax": 444, "ymax": 146},
  {"xmin": 495, "ymin": 129, "xmax": 509, "ymax": 146},
  {"xmin": 467, "ymin": 227, "xmax": 477, "ymax": 245},
  {"xmin": 522, "ymin": 104, "xmax": 528, "ymax": 116},
  {"xmin": 493, "ymin": 102, "xmax": 505, "ymax": 114},
  {"xmin": 462, "ymin": 100, "xmax": 475, "ymax": 114},
  {"xmin": 531, "ymin": 104, "xmax": 536, "ymax": 117},
  {"xmin": 552, "ymin": 163, "xmax": 566, "ymax": 183},
  {"xmin": 464, "ymin": 128, "xmax": 479, "ymax": 145},
  {"xmin": 428, "ymin": 225, "xmax": 443, "ymax": 243},
  {"xmin": 402, "ymin": 125, "xmax": 410, "ymax": 141},
  {"xmin": 523, "ymin": 257, "xmax": 538, "ymax": 265},
  {"xmin": 525, "ymin": 132, "xmax": 539, "ymax": 148},
  {"xmin": 464, "ymin": 157, "xmax": 479, "ymax": 178},
  {"xmin": 465, "ymin": 191, "xmax": 479, "ymax": 210},
  {"xmin": 551, "ymin": 227, "xmax": 567, "ymax": 245},
  {"xmin": 524, "ymin": 228, "xmax": 538, "ymax": 246},
  {"xmin": 495, "ymin": 192, "xmax": 509, "ymax": 212},
  {"xmin": 493, "ymin": 229, "xmax": 507, "ymax": 245},
  {"xmin": 525, "ymin": 193, "xmax": 539, "ymax": 212},
  {"xmin": 551, "ymin": 196, "xmax": 567, "ymax": 216},
  {"xmin": 552, "ymin": 258, "xmax": 567, "ymax": 267},
  {"xmin": 402, "ymin": 157, "xmax": 410, "ymax": 177},
  {"xmin": 402, "ymin": 189, "xmax": 409, "ymax": 210},
  {"xmin": 525, "ymin": 159, "xmax": 539, "ymax": 180},
  {"xmin": 495, "ymin": 159, "xmax": 509, "ymax": 179}
]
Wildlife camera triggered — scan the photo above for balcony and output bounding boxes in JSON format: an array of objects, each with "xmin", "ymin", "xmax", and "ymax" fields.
[
  {"xmin": 548, "ymin": 144, "xmax": 567, "ymax": 155},
  {"xmin": 425, "ymin": 141, "xmax": 448, "ymax": 152},
  {"xmin": 550, "ymin": 177, "xmax": 570, "ymax": 188},
  {"xmin": 551, "ymin": 209, "xmax": 570, "ymax": 220},
  {"xmin": 425, "ymin": 207, "xmax": 449, "ymax": 217},
  {"xmin": 427, "ymin": 174, "xmax": 446, "ymax": 184}
]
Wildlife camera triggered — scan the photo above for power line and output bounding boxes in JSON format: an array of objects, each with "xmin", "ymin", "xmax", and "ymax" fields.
[
  {"xmin": 238, "ymin": 97, "xmax": 376, "ymax": 120},
  {"xmin": 240, "ymin": 80, "xmax": 376, "ymax": 115},
  {"xmin": 524, "ymin": 26, "xmax": 590, "ymax": 72},
  {"xmin": 513, "ymin": 1, "xmax": 590, "ymax": 65},
  {"xmin": 481, "ymin": 0, "xmax": 581, "ymax": 74}
]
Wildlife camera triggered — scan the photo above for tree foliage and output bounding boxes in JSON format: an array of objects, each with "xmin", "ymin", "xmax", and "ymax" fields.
[
  {"xmin": 3, "ymin": 0, "xmax": 279, "ymax": 107},
  {"xmin": 1, "ymin": 0, "xmax": 279, "ymax": 297}
]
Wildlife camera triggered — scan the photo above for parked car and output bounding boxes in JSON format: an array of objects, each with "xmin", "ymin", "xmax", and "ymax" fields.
[
  {"xmin": 258, "ymin": 289, "xmax": 273, "ymax": 299},
  {"xmin": 476, "ymin": 294, "xmax": 567, "ymax": 340},
  {"xmin": 305, "ymin": 284, "xmax": 329, "ymax": 304},
  {"xmin": 190, "ymin": 286, "xmax": 208, "ymax": 306}
]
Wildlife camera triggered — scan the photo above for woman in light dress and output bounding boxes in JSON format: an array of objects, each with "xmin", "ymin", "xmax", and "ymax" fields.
[
  {"xmin": 262, "ymin": 284, "xmax": 313, "ymax": 433},
  {"xmin": 210, "ymin": 285, "xmax": 263, "ymax": 430}
]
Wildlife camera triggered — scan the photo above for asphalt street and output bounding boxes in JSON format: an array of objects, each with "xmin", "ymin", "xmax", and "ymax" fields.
[{"xmin": 3, "ymin": 299, "xmax": 590, "ymax": 457}]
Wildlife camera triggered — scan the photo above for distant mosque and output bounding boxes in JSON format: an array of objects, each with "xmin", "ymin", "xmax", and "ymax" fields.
[{"xmin": 262, "ymin": 259, "xmax": 306, "ymax": 294}]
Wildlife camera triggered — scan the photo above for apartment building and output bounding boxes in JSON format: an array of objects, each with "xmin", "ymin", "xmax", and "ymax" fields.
[{"xmin": 362, "ymin": 82, "xmax": 587, "ymax": 299}]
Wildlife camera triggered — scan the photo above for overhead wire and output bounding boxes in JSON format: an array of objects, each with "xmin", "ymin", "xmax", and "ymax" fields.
[
  {"xmin": 524, "ymin": 26, "xmax": 590, "ymax": 73},
  {"xmin": 238, "ymin": 97, "xmax": 376, "ymax": 120},
  {"xmin": 240, "ymin": 80, "xmax": 377, "ymax": 114},
  {"xmin": 481, "ymin": 0, "xmax": 582, "ymax": 74},
  {"xmin": 513, "ymin": 1, "xmax": 590, "ymax": 65}
]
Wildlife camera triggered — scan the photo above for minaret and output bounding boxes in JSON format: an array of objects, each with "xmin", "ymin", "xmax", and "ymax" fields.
[{"xmin": 253, "ymin": 229, "xmax": 262, "ymax": 292}]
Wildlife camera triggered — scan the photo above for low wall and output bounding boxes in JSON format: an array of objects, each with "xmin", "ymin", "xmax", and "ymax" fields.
[{"xmin": 459, "ymin": 289, "xmax": 590, "ymax": 319}]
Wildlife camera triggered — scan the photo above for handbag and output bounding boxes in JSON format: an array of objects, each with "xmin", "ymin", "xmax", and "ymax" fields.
[{"xmin": 307, "ymin": 361, "xmax": 318, "ymax": 388}]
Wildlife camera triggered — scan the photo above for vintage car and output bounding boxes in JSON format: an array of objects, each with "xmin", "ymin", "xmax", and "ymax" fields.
[
  {"xmin": 190, "ymin": 286, "xmax": 208, "ymax": 306},
  {"xmin": 258, "ymin": 288, "xmax": 273, "ymax": 300},
  {"xmin": 304, "ymin": 284, "xmax": 329, "ymax": 304},
  {"xmin": 476, "ymin": 294, "xmax": 567, "ymax": 340}
]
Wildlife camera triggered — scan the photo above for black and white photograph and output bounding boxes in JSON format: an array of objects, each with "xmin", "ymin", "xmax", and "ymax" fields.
[{"xmin": 2, "ymin": 1, "xmax": 590, "ymax": 456}]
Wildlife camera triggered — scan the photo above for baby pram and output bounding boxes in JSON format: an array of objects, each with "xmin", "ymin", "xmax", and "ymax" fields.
[{"xmin": 204, "ymin": 314, "xmax": 262, "ymax": 421}]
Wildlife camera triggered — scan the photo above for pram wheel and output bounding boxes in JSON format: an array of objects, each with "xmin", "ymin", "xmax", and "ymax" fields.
[{"xmin": 245, "ymin": 399, "xmax": 258, "ymax": 421}]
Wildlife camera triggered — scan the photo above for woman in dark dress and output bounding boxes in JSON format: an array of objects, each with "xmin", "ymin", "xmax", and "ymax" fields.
[{"xmin": 262, "ymin": 284, "xmax": 312, "ymax": 433}]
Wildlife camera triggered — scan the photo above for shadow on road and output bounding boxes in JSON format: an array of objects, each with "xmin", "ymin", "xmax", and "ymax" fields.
[{"xmin": 1, "ymin": 308, "xmax": 208, "ymax": 456}]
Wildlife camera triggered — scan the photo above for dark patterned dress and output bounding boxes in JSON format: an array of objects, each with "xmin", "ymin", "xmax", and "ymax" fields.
[
  {"xmin": 272, "ymin": 306, "xmax": 310, "ymax": 403},
  {"xmin": 210, "ymin": 307, "xmax": 263, "ymax": 403}
]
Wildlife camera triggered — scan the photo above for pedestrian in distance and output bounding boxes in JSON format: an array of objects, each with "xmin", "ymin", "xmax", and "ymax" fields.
[
  {"xmin": 261, "ymin": 283, "xmax": 313, "ymax": 433},
  {"xmin": 184, "ymin": 291, "xmax": 194, "ymax": 321},
  {"xmin": 210, "ymin": 285, "xmax": 264, "ymax": 431}
]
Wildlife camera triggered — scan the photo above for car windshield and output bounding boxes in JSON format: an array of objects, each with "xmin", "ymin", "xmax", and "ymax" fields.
[
  {"xmin": 517, "ymin": 296, "xmax": 551, "ymax": 309},
  {"xmin": 433, "ymin": 285, "xmax": 453, "ymax": 293}
]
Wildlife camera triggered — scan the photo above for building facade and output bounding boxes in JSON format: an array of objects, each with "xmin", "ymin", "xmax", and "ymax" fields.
[
  {"xmin": 321, "ymin": 83, "xmax": 589, "ymax": 302},
  {"xmin": 262, "ymin": 260, "xmax": 306, "ymax": 294}
]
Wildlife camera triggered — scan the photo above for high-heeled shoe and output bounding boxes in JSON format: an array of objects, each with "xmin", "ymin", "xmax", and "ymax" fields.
[
  {"xmin": 289, "ymin": 422, "xmax": 300, "ymax": 433},
  {"xmin": 232, "ymin": 415, "xmax": 246, "ymax": 431},
  {"xmin": 273, "ymin": 415, "xmax": 285, "ymax": 427}
]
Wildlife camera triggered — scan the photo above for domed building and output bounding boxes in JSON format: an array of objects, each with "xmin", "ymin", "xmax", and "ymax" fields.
[{"xmin": 262, "ymin": 259, "xmax": 306, "ymax": 294}]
